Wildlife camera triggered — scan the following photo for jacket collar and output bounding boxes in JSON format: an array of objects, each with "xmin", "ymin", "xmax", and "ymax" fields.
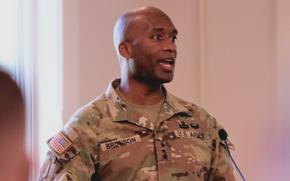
[{"xmin": 105, "ymin": 79, "xmax": 192, "ymax": 130}]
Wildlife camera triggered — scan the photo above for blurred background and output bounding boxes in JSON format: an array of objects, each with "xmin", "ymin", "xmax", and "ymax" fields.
[{"xmin": 0, "ymin": 0, "xmax": 289, "ymax": 180}]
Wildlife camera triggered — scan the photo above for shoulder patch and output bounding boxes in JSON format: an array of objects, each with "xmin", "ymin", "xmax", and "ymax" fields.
[
  {"xmin": 49, "ymin": 131, "xmax": 72, "ymax": 155},
  {"xmin": 48, "ymin": 128, "xmax": 79, "ymax": 156}
]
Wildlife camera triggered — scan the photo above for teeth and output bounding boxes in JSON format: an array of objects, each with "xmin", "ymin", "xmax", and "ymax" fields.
[{"xmin": 163, "ymin": 59, "xmax": 174, "ymax": 64}]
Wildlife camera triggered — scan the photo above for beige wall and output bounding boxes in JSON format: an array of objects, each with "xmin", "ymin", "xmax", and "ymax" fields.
[
  {"xmin": 63, "ymin": 0, "xmax": 80, "ymax": 122},
  {"xmin": 63, "ymin": 0, "xmax": 290, "ymax": 180},
  {"xmin": 276, "ymin": 0, "xmax": 290, "ymax": 178},
  {"xmin": 204, "ymin": 0, "xmax": 276, "ymax": 180}
]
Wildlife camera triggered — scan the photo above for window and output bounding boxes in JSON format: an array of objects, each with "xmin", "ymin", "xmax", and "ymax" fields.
[
  {"xmin": 0, "ymin": 0, "xmax": 18, "ymax": 74},
  {"xmin": 0, "ymin": 0, "xmax": 63, "ymax": 180}
]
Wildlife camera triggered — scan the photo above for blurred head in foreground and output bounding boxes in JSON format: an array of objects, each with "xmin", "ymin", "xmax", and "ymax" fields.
[{"xmin": 0, "ymin": 69, "xmax": 28, "ymax": 180}]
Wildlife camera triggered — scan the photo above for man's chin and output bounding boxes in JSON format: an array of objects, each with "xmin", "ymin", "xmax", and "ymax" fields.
[
  {"xmin": 158, "ymin": 75, "xmax": 174, "ymax": 84},
  {"xmin": 135, "ymin": 74, "xmax": 174, "ymax": 86}
]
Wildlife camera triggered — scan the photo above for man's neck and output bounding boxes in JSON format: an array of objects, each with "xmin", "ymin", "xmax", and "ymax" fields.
[{"xmin": 119, "ymin": 78, "xmax": 164, "ymax": 105}]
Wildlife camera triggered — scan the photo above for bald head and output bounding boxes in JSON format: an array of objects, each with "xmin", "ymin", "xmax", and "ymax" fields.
[
  {"xmin": 113, "ymin": 7, "xmax": 177, "ymax": 84},
  {"xmin": 113, "ymin": 7, "xmax": 174, "ymax": 57}
]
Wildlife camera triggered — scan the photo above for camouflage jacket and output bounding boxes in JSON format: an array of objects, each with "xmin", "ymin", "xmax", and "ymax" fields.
[{"xmin": 39, "ymin": 79, "xmax": 235, "ymax": 181}]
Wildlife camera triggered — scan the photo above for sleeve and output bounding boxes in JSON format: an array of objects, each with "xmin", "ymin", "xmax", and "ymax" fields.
[
  {"xmin": 38, "ymin": 127, "xmax": 96, "ymax": 181},
  {"xmin": 210, "ymin": 139, "xmax": 236, "ymax": 181},
  {"xmin": 208, "ymin": 118, "xmax": 236, "ymax": 181},
  {"xmin": 39, "ymin": 105, "xmax": 102, "ymax": 181}
]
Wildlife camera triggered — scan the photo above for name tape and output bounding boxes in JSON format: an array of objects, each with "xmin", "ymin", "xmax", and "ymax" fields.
[{"xmin": 100, "ymin": 135, "xmax": 141, "ymax": 151}]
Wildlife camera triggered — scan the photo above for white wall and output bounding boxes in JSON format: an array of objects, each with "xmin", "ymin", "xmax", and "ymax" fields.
[{"xmin": 63, "ymin": 0, "xmax": 290, "ymax": 180}]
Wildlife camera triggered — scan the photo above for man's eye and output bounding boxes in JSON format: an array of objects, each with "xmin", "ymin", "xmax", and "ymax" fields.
[
  {"xmin": 152, "ymin": 35, "xmax": 163, "ymax": 40},
  {"xmin": 171, "ymin": 36, "xmax": 177, "ymax": 43}
]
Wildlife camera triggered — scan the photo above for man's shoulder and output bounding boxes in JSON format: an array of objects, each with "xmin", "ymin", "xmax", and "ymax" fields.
[
  {"xmin": 67, "ymin": 94, "xmax": 108, "ymax": 125},
  {"xmin": 169, "ymin": 93, "xmax": 211, "ymax": 118},
  {"xmin": 45, "ymin": 94, "xmax": 110, "ymax": 164}
]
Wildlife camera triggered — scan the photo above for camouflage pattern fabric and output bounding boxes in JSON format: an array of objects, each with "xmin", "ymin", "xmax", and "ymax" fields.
[{"xmin": 39, "ymin": 79, "xmax": 236, "ymax": 181}]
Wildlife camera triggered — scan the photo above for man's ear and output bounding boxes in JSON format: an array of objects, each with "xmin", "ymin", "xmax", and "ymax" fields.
[{"xmin": 119, "ymin": 42, "xmax": 132, "ymax": 59}]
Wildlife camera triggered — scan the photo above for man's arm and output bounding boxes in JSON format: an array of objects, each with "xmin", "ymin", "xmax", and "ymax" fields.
[
  {"xmin": 39, "ymin": 151, "xmax": 94, "ymax": 180},
  {"xmin": 39, "ymin": 105, "xmax": 102, "ymax": 181},
  {"xmin": 39, "ymin": 129, "xmax": 96, "ymax": 180},
  {"xmin": 209, "ymin": 118, "xmax": 236, "ymax": 181},
  {"xmin": 210, "ymin": 139, "xmax": 236, "ymax": 181}
]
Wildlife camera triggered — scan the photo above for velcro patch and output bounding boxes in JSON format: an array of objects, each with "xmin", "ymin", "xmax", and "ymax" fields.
[
  {"xmin": 220, "ymin": 139, "xmax": 235, "ymax": 151},
  {"xmin": 49, "ymin": 131, "xmax": 72, "ymax": 155},
  {"xmin": 174, "ymin": 130, "xmax": 206, "ymax": 140},
  {"xmin": 100, "ymin": 135, "xmax": 141, "ymax": 151}
]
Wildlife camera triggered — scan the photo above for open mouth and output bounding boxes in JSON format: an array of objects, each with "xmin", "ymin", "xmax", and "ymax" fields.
[{"xmin": 158, "ymin": 58, "xmax": 175, "ymax": 71}]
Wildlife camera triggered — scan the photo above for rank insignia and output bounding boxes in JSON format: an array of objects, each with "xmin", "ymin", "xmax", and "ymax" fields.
[{"xmin": 49, "ymin": 131, "xmax": 72, "ymax": 155}]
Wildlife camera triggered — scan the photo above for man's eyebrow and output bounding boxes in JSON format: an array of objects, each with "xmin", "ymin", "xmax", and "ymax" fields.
[{"xmin": 151, "ymin": 27, "xmax": 178, "ymax": 35}]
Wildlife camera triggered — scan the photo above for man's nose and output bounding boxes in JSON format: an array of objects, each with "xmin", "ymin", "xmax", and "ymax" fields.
[{"xmin": 162, "ymin": 39, "xmax": 177, "ymax": 55}]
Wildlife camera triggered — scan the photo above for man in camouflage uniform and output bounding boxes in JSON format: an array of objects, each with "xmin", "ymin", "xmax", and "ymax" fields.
[{"xmin": 39, "ymin": 6, "xmax": 236, "ymax": 181}]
